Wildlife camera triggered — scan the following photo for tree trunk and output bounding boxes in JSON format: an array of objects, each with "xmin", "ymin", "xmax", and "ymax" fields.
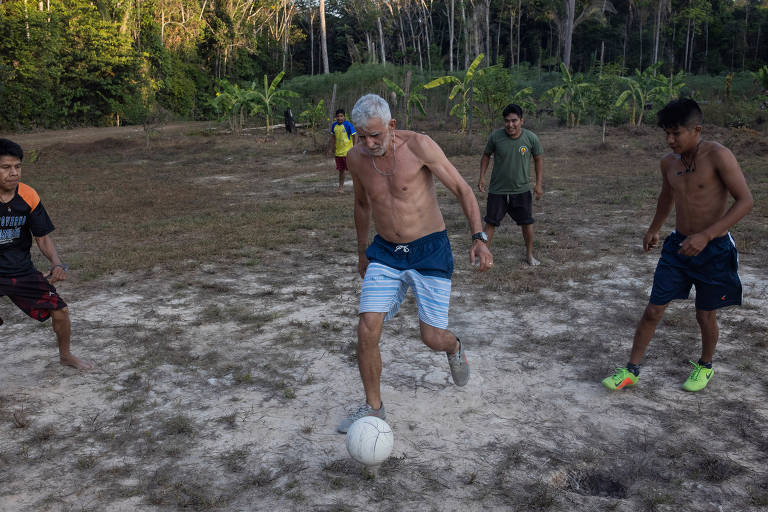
[
  {"xmin": 485, "ymin": 0, "xmax": 491, "ymax": 63},
  {"xmin": 510, "ymin": 12, "xmax": 515, "ymax": 67},
  {"xmin": 403, "ymin": 70, "xmax": 412, "ymax": 127},
  {"xmin": 461, "ymin": 0, "xmax": 469, "ymax": 68},
  {"xmin": 282, "ymin": 0, "xmax": 289, "ymax": 71},
  {"xmin": 448, "ymin": 0, "xmax": 455, "ymax": 71},
  {"xmin": 378, "ymin": 16, "xmax": 386, "ymax": 64},
  {"xmin": 329, "ymin": 83, "xmax": 337, "ymax": 125},
  {"xmin": 623, "ymin": 17, "xmax": 628, "ymax": 66},
  {"xmin": 517, "ymin": 0, "xmax": 522, "ymax": 68},
  {"xmin": 563, "ymin": 0, "xmax": 575, "ymax": 70},
  {"xmin": 638, "ymin": 16, "xmax": 643, "ymax": 70},
  {"xmin": 684, "ymin": 18, "xmax": 690, "ymax": 72},
  {"xmin": 310, "ymin": 15, "xmax": 315, "ymax": 74},
  {"xmin": 743, "ymin": 3, "xmax": 749, "ymax": 70},
  {"xmin": 688, "ymin": 22, "xmax": 696, "ymax": 72},
  {"xmin": 653, "ymin": 0, "xmax": 662, "ymax": 65},
  {"xmin": 320, "ymin": 0, "xmax": 329, "ymax": 73}
]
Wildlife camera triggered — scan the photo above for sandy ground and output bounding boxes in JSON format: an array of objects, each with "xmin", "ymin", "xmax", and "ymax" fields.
[{"xmin": 1, "ymin": 123, "xmax": 767, "ymax": 511}]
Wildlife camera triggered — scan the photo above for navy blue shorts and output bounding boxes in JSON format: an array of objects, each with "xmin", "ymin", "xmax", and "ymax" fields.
[
  {"xmin": 364, "ymin": 230, "xmax": 454, "ymax": 279},
  {"xmin": 484, "ymin": 191, "xmax": 534, "ymax": 226},
  {"xmin": 649, "ymin": 231, "xmax": 742, "ymax": 311}
]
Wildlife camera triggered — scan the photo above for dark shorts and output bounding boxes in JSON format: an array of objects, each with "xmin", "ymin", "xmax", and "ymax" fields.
[
  {"xmin": 365, "ymin": 230, "xmax": 454, "ymax": 279},
  {"xmin": 649, "ymin": 231, "xmax": 742, "ymax": 311},
  {"xmin": 335, "ymin": 156, "xmax": 347, "ymax": 171},
  {"xmin": 484, "ymin": 191, "xmax": 534, "ymax": 226},
  {"xmin": 0, "ymin": 271, "xmax": 67, "ymax": 322}
]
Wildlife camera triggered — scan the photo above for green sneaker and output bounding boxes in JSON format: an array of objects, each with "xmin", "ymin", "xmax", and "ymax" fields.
[
  {"xmin": 682, "ymin": 361, "xmax": 713, "ymax": 392},
  {"xmin": 602, "ymin": 367, "xmax": 639, "ymax": 390}
]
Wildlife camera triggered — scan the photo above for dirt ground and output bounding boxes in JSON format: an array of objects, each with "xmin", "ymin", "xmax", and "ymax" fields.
[{"xmin": 0, "ymin": 120, "xmax": 767, "ymax": 511}]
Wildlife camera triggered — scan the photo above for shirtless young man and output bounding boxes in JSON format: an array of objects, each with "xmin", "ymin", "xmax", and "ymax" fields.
[
  {"xmin": 0, "ymin": 139, "xmax": 92, "ymax": 370},
  {"xmin": 602, "ymin": 99, "xmax": 753, "ymax": 392},
  {"xmin": 337, "ymin": 94, "xmax": 493, "ymax": 432}
]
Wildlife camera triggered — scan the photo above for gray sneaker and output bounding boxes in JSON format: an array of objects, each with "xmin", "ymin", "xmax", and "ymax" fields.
[
  {"xmin": 337, "ymin": 402, "xmax": 386, "ymax": 433},
  {"xmin": 447, "ymin": 338, "xmax": 469, "ymax": 386}
]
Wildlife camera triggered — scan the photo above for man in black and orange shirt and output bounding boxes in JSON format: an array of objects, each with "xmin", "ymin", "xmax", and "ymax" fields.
[{"xmin": 0, "ymin": 138, "xmax": 91, "ymax": 370}]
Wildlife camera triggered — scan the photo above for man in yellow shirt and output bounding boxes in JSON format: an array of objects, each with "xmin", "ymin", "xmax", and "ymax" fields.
[{"xmin": 327, "ymin": 109, "xmax": 358, "ymax": 192}]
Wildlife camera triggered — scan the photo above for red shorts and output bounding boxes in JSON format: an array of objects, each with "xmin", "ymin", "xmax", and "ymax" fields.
[
  {"xmin": 0, "ymin": 271, "xmax": 67, "ymax": 322},
  {"xmin": 335, "ymin": 156, "xmax": 348, "ymax": 171}
]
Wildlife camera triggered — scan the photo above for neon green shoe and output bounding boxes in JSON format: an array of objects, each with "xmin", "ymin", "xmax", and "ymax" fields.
[
  {"xmin": 682, "ymin": 361, "xmax": 714, "ymax": 392},
  {"xmin": 602, "ymin": 367, "xmax": 639, "ymax": 390}
]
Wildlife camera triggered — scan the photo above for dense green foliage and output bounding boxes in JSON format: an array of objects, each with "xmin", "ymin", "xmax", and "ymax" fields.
[{"xmin": 1, "ymin": 0, "xmax": 766, "ymax": 130}]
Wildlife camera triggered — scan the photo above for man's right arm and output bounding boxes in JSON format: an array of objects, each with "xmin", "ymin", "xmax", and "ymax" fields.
[
  {"xmin": 478, "ymin": 154, "xmax": 491, "ymax": 192},
  {"xmin": 351, "ymin": 159, "xmax": 372, "ymax": 278},
  {"xmin": 644, "ymin": 161, "xmax": 674, "ymax": 251}
]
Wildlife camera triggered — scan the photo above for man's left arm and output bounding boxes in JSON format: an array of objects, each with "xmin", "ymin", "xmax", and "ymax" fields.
[
  {"xmin": 418, "ymin": 136, "xmax": 493, "ymax": 271},
  {"xmin": 533, "ymin": 155, "xmax": 543, "ymax": 200},
  {"xmin": 35, "ymin": 234, "xmax": 67, "ymax": 283},
  {"xmin": 679, "ymin": 147, "xmax": 754, "ymax": 256}
]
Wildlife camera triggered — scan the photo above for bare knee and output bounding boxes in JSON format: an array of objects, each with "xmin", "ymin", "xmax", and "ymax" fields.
[
  {"xmin": 51, "ymin": 307, "xmax": 69, "ymax": 323},
  {"xmin": 358, "ymin": 313, "xmax": 384, "ymax": 346},
  {"xmin": 696, "ymin": 309, "xmax": 717, "ymax": 326},
  {"xmin": 641, "ymin": 304, "xmax": 665, "ymax": 324},
  {"xmin": 419, "ymin": 323, "xmax": 455, "ymax": 352}
]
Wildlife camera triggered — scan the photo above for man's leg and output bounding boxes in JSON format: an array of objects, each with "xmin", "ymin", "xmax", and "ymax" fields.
[
  {"xmin": 338, "ymin": 169, "xmax": 345, "ymax": 192},
  {"xmin": 629, "ymin": 303, "xmax": 667, "ymax": 365},
  {"xmin": 420, "ymin": 321, "xmax": 469, "ymax": 386},
  {"xmin": 696, "ymin": 309, "xmax": 719, "ymax": 363},
  {"xmin": 419, "ymin": 322, "xmax": 459, "ymax": 353},
  {"xmin": 357, "ymin": 312, "xmax": 387, "ymax": 409},
  {"xmin": 484, "ymin": 223, "xmax": 496, "ymax": 247},
  {"xmin": 51, "ymin": 307, "xmax": 92, "ymax": 370},
  {"xmin": 521, "ymin": 223, "xmax": 539, "ymax": 266}
]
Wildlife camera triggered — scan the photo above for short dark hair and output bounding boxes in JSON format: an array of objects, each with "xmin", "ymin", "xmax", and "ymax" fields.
[
  {"xmin": 657, "ymin": 98, "xmax": 703, "ymax": 129},
  {"xmin": 502, "ymin": 104, "xmax": 524, "ymax": 118},
  {"xmin": 0, "ymin": 139, "xmax": 23, "ymax": 160},
  {"xmin": 335, "ymin": 109, "xmax": 345, "ymax": 116}
]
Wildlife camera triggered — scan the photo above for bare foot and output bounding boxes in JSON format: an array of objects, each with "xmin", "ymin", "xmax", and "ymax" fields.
[
  {"xmin": 525, "ymin": 255, "xmax": 540, "ymax": 266},
  {"xmin": 60, "ymin": 353, "xmax": 94, "ymax": 370},
  {"xmin": 337, "ymin": 187, "xmax": 344, "ymax": 193}
]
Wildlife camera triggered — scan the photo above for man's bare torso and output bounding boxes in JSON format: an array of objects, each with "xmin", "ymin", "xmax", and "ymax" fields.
[
  {"xmin": 662, "ymin": 141, "xmax": 731, "ymax": 237},
  {"xmin": 348, "ymin": 130, "xmax": 446, "ymax": 243}
]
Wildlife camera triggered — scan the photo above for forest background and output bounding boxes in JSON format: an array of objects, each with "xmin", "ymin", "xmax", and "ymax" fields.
[{"xmin": 1, "ymin": 0, "xmax": 767, "ymax": 132}]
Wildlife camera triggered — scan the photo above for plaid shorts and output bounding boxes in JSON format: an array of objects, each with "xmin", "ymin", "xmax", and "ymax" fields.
[{"xmin": 0, "ymin": 271, "xmax": 67, "ymax": 322}]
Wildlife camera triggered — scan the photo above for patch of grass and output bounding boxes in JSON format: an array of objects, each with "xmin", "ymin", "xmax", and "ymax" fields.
[
  {"xmin": 163, "ymin": 414, "xmax": 196, "ymax": 436},
  {"xmin": 219, "ymin": 447, "xmax": 249, "ymax": 473}
]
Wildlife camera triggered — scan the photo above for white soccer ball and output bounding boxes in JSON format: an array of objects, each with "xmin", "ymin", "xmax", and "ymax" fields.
[{"xmin": 345, "ymin": 416, "xmax": 394, "ymax": 467}]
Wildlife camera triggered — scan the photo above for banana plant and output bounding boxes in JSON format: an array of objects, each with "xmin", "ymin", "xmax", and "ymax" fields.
[
  {"xmin": 382, "ymin": 77, "xmax": 426, "ymax": 129},
  {"xmin": 249, "ymin": 71, "xmax": 299, "ymax": 133},
  {"xmin": 423, "ymin": 53, "xmax": 485, "ymax": 132},
  {"xmin": 752, "ymin": 65, "xmax": 768, "ymax": 92},
  {"xmin": 210, "ymin": 80, "xmax": 254, "ymax": 135},
  {"xmin": 544, "ymin": 63, "xmax": 592, "ymax": 128},
  {"xmin": 614, "ymin": 62, "xmax": 666, "ymax": 127},
  {"xmin": 299, "ymin": 99, "xmax": 328, "ymax": 146}
]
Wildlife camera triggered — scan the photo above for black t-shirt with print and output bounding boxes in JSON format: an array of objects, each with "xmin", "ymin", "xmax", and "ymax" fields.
[{"xmin": 0, "ymin": 183, "xmax": 55, "ymax": 277}]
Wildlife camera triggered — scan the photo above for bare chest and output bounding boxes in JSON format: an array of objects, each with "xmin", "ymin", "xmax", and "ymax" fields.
[
  {"xmin": 360, "ymin": 156, "xmax": 433, "ymax": 200},
  {"xmin": 666, "ymin": 160, "xmax": 723, "ymax": 198}
]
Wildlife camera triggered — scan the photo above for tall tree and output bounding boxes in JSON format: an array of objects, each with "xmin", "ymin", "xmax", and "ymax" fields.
[{"xmin": 320, "ymin": 0, "xmax": 329, "ymax": 73}]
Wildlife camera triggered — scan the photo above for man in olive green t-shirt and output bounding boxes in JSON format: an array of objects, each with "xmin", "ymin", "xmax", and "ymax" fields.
[{"xmin": 477, "ymin": 104, "xmax": 544, "ymax": 265}]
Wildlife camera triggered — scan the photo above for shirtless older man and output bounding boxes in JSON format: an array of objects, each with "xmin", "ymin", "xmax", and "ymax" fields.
[
  {"xmin": 602, "ymin": 99, "xmax": 753, "ymax": 392},
  {"xmin": 337, "ymin": 94, "xmax": 493, "ymax": 432}
]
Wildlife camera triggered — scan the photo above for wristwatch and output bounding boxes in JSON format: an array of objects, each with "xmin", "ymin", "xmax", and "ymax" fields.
[{"xmin": 471, "ymin": 231, "xmax": 488, "ymax": 243}]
